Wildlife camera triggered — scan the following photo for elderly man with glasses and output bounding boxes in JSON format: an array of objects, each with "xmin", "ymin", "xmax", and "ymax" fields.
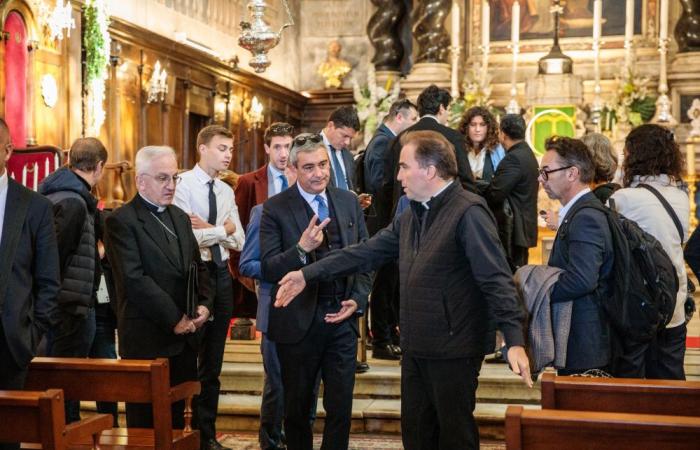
[
  {"xmin": 104, "ymin": 145, "xmax": 212, "ymax": 429},
  {"xmin": 259, "ymin": 133, "xmax": 372, "ymax": 450}
]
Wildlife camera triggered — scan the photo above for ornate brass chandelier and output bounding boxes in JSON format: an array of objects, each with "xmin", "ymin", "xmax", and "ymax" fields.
[{"xmin": 238, "ymin": 0, "xmax": 294, "ymax": 73}]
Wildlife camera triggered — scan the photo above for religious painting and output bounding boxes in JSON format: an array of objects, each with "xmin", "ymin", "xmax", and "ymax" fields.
[{"xmin": 489, "ymin": 0, "xmax": 643, "ymax": 41}]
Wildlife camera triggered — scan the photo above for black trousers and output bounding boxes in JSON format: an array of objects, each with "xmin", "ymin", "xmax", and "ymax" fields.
[
  {"xmin": 0, "ymin": 321, "xmax": 28, "ymax": 450},
  {"xmin": 276, "ymin": 301, "xmax": 357, "ymax": 450},
  {"xmin": 509, "ymin": 245, "xmax": 529, "ymax": 272},
  {"xmin": 401, "ymin": 354, "xmax": 483, "ymax": 450},
  {"xmin": 195, "ymin": 263, "xmax": 234, "ymax": 441},
  {"xmin": 369, "ymin": 262, "xmax": 400, "ymax": 346},
  {"xmin": 125, "ymin": 343, "xmax": 198, "ymax": 428},
  {"xmin": 260, "ymin": 333, "xmax": 285, "ymax": 449},
  {"xmin": 613, "ymin": 322, "xmax": 687, "ymax": 380}
]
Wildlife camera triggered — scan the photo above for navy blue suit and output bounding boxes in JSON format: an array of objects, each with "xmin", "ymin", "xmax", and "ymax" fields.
[{"xmin": 548, "ymin": 192, "xmax": 613, "ymax": 372}]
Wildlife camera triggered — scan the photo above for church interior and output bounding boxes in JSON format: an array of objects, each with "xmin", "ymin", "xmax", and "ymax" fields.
[{"xmin": 2, "ymin": 0, "xmax": 700, "ymax": 449}]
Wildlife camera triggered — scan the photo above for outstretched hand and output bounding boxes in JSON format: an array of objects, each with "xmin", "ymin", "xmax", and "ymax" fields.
[
  {"xmin": 507, "ymin": 346, "xmax": 533, "ymax": 388},
  {"xmin": 325, "ymin": 300, "xmax": 358, "ymax": 323},
  {"xmin": 275, "ymin": 270, "xmax": 307, "ymax": 307}
]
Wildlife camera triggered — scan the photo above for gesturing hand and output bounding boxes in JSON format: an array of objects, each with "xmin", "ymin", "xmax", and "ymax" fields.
[
  {"xmin": 275, "ymin": 270, "xmax": 307, "ymax": 307},
  {"xmin": 189, "ymin": 214, "xmax": 214, "ymax": 230},
  {"xmin": 507, "ymin": 346, "xmax": 534, "ymax": 388},
  {"xmin": 324, "ymin": 300, "xmax": 358, "ymax": 323},
  {"xmin": 298, "ymin": 214, "xmax": 331, "ymax": 252},
  {"xmin": 173, "ymin": 314, "xmax": 196, "ymax": 335}
]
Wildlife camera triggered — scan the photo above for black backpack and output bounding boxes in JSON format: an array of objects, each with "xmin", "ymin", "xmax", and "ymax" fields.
[{"xmin": 561, "ymin": 200, "xmax": 678, "ymax": 343}]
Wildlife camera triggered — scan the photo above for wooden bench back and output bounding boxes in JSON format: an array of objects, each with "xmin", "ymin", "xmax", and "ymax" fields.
[
  {"xmin": 0, "ymin": 389, "xmax": 65, "ymax": 449},
  {"xmin": 506, "ymin": 405, "xmax": 700, "ymax": 450},
  {"xmin": 540, "ymin": 372, "xmax": 700, "ymax": 417},
  {"xmin": 25, "ymin": 358, "xmax": 178, "ymax": 448}
]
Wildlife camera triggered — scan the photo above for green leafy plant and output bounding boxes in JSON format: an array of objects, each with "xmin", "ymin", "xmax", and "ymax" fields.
[
  {"xmin": 603, "ymin": 69, "xmax": 656, "ymax": 130},
  {"xmin": 82, "ymin": 0, "xmax": 110, "ymax": 135}
]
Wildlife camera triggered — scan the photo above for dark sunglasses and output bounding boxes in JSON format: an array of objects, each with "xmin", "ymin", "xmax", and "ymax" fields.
[
  {"xmin": 269, "ymin": 123, "xmax": 295, "ymax": 135},
  {"xmin": 293, "ymin": 133, "xmax": 323, "ymax": 147}
]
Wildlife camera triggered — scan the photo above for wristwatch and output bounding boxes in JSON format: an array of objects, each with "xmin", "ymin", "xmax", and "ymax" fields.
[{"xmin": 295, "ymin": 243, "xmax": 307, "ymax": 263}]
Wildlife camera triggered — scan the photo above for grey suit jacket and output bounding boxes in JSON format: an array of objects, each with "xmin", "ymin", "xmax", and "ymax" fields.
[
  {"xmin": 0, "ymin": 178, "xmax": 60, "ymax": 368},
  {"xmin": 260, "ymin": 184, "xmax": 371, "ymax": 344}
]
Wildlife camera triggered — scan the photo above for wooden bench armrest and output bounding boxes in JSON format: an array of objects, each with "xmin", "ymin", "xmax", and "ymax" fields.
[
  {"xmin": 63, "ymin": 413, "xmax": 113, "ymax": 446},
  {"xmin": 169, "ymin": 381, "xmax": 200, "ymax": 403}
]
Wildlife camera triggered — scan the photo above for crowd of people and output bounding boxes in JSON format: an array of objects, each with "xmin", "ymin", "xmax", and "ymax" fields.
[{"xmin": 0, "ymin": 82, "xmax": 696, "ymax": 450}]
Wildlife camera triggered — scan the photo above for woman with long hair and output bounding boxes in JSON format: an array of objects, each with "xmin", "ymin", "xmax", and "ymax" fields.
[{"xmin": 458, "ymin": 106, "xmax": 505, "ymax": 183}]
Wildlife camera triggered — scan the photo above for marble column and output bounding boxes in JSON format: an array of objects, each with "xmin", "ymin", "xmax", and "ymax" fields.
[
  {"xmin": 403, "ymin": 0, "xmax": 452, "ymax": 101},
  {"xmin": 367, "ymin": 0, "xmax": 406, "ymax": 75},
  {"xmin": 676, "ymin": 0, "xmax": 700, "ymax": 52}
]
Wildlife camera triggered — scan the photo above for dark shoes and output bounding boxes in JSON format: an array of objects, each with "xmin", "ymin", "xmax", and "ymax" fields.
[
  {"xmin": 372, "ymin": 344, "xmax": 401, "ymax": 360},
  {"xmin": 201, "ymin": 439, "xmax": 232, "ymax": 450},
  {"xmin": 356, "ymin": 360, "xmax": 370, "ymax": 373}
]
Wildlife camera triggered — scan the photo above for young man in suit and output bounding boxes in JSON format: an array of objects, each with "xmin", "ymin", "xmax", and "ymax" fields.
[
  {"xmin": 480, "ymin": 114, "xmax": 539, "ymax": 271},
  {"xmin": 174, "ymin": 126, "xmax": 245, "ymax": 450},
  {"xmin": 260, "ymin": 134, "xmax": 372, "ymax": 450},
  {"xmin": 362, "ymin": 98, "xmax": 418, "ymax": 360},
  {"xmin": 385, "ymin": 84, "xmax": 476, "ymax": 210},
  {"xmin": 104, "ymin": 145, "xmax": 212, "ymax": 429},
  {"xmin": 0, "ymin": 119, "xmax": 60, "ymax": 450},
  {"xmin": 540, "ymin": 136, "xmax": 613, "ymax": 375}
]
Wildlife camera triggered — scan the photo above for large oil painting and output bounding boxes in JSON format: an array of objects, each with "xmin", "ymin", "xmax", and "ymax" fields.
[{"xmin": 489, "ymin": 0, "xmax": 644, "ymax": 41}]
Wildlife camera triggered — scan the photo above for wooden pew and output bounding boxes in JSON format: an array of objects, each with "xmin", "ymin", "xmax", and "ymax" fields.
[
  {"xmin": 24, "ymin": 358, "xmax": 200, "ymax": 450},
  {"xmin": 0, "ymin": 389, "xmax": 111, "ymax": 449},
  {"xmin": 505, "ymin": 405, "xmax": 700, "ymax": 450},
  {"xmin": 540, "ymin": 372, "xmax": 700, "ymax": 416}
]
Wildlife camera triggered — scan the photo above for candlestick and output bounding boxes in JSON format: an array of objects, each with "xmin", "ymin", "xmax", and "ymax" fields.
[
  {"xmin": 54, "ymin": 153, "xmax": 60, "ymax": 170},
  {"xmin": 32, "ymin": 162, "xmax": 38, "ymax": 191},
  {"xmin": 22, "ymin": 165, "xmax": 27, "ymax": 186},
  {"xmin": 660, "ymin": 0, "xmax": 669, "ymax": 42},
  {"xmin": 507, "ymin": 1, "xmax": 520, "ymax": 114},
  {"xmin": 651, "ymin": 0, "xmax": 677, "ymax": 126},
  {"xmin": 44, "ymin": 158, "xmax": 49, "ymax": 178},
  {"xmin": 450, "ymin": 2, "xmax": 461, "ymax": 98},
  {"xmin": 451, "ymin": 2, "xmax": 460, "ymax": 49},
  {"xmin": 481, "ymin": 0, "xmax": 490, "ymax": 87},
  {"xmin": 624, "ymin": 0, "xmax": 634, "ymax": 70},
  {"xmin": 511, "ymin": 1, "xmax": 519, "ymax": 45},
  {"xmin": 689, "ymin": 140, "xmax": 696, "ymax": 176},
  {"xmin": 591, "ymin": 0, "xmax": 603, "ymax": 126}
]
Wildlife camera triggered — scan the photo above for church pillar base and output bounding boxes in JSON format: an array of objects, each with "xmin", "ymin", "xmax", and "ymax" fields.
[
  {"xmin": 375, "ymin": 70, "xmax": 402, "ymax": 89},
  {"xmin": 402, "ymin": 63, "xmax": 451, "ymax": 102}
]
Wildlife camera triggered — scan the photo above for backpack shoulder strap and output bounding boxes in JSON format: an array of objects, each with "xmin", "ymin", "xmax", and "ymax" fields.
[{"xmin": 637, "ymin": 183, "xmax": 684, "ymax": 244}]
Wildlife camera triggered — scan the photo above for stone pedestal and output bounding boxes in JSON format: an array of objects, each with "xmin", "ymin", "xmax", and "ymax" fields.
[
  {"xmin": 402, "ymin": 63, "xmax": 451, "ymax": 102},
  {"xmin": 525, "ymin": 73, "xmax": 583, "ymax": 106},
  {"xmin": 375, "ymin": 70, "xmax": 402, "ymax": 89}
]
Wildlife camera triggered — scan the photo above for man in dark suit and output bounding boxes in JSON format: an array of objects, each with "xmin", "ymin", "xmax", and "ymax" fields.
[
  {"xmin": 363, "ymin": 99, "xmax": 418, "ymax": 360},
  {"xmin": 385, "ymin": 84, "xmax": 476, "ymax": 210},
  {"xmin": 260, "ymin": 134, "xmax": 372, "ymax": 450},
  {"xmin": 104, "ymin": 145, "xmax": 212, "ymax": 428},
  {"xmin": 480, "ymin": 114, "xmax": 539, "ymax": 271},
  {"xmin": 0, "ymin": 118, "xmax": 60, "ymax": 450},
  {"xmin": 540, "ymin": 136, "xmax": 613, "ymax": 374}
]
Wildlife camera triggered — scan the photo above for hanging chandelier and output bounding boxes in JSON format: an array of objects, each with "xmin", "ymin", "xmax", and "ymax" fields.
[{"xmin": 238, "ymin": 0, "xmax": 294, "ymax": 73}]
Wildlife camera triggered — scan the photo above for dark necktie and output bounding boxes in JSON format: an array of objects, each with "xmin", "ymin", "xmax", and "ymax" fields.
[
  {"xmin": 279, "ymin": 174, "xmax": 288, "ymax": 192},
  {"xmin": 208, "ymin": 180, "xmax": 223, "ymax": 266},
  {"xmin": 483, "ymin": 151, "xmax": 495, "ymax": 182},
  {"xmin": 329, "ymin": 146, "xmax": 349, "ymax": 190},
  {"xmin": 315, "ymin": 195, "xmax": 329, "ymax": 221}
]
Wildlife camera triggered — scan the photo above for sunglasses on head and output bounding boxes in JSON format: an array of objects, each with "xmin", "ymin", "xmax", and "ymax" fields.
[
  {"xmin": 293, "ymin": 133, "xmax": 323, "ymax": 147},
  {"xmin": 270, "ymin": 123, "xmax": 295, "ymax": 135}
]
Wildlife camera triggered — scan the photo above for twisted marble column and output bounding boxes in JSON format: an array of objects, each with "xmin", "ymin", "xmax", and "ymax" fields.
[
  {"xmin": 413, "ymin": 0, "xmax": 451, "ymax": 63},
  {"xmin": 368, "ymin": 0, "xmax": 406, "ymax": 71},
  {"xmin": 675, "ymin": 0, "xmax": 700, "ymax": 52}
]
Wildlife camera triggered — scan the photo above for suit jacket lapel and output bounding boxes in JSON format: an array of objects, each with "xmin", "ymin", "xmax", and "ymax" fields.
[
  {"xmin": 341, "ymin": 149, "xmax": 354, "ymax": 191},
  {"xmin": 327, "ymin": 188, "xmax": 349, "ymax": 248},
  {"xmin": 254, "ymin": 164, "xmax": 268, "ymax": 204},
  {"xmin": 286, "ymin": 184, "xmax": 312, "ymax": 237},
  {"xmin": 170, "ymin": 206, "xmax": 192, "ymax": 273},
  {"xmin": 134, "ymin": 199, "xmax": 181, "ymax": 270},
  {"xmin": 0, "ymin": 180, "xmax": 31, "ymax": 309}
]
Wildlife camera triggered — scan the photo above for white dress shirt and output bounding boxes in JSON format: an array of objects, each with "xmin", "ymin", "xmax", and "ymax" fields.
[
  {"xmin": 0, "ymin": 170, "xmax": 8, "ymax": 247},
  {"xmin": 297, "ymin": 183, "xmax": 328, "ymax": 216},
  {"xmin": 320, "ymin": 130, "xmax": 348, "ymax": 186},
  {"xmin": 267, "ymin": 164, "xmax": 286, "ymax": 197},
  {"xmin": 557, "ymin": 187, "xmax": 591, "ymax": 227},
  {"xmin": 173, "ymin": 164, "xmax": 245, "ymax": 262}
]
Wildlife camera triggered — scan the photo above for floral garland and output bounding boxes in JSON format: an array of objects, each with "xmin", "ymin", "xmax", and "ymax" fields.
[
  {"xmin": 602, "ymin": 69, "xmax": 656, "ymax": 130},
  {"xmin": 352, "ymin": 66, "xmax": 401, "ymax": 146},
  {"xmin": 448, "ymin": 67, "xmax": 500, "ymax": 129},
  {"xmin": 83, "ymin": 0, "xmax": 110, "ymax": 136}
]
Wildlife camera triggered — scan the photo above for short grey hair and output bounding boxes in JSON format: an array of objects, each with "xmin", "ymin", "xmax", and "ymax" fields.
[
  {"xmin": 289, "ymin": 134, "xmax": 327, "ymax": 167},
  {"xmin": 135, "ymin": 146, "xmax": 177, "ymax": 175},
  {"xmin": 581, "ymin": 132, "xmax": 617, "ymax": 183}
]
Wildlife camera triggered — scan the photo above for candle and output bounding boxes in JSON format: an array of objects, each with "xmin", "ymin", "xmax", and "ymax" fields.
[
  {"xmin": 54, "ymin": 153, "xmax": 60, "ymax": 170},
  {"xmin": 593, "ymin": 0, "xmax": 602, "ymax": 42},
  {"xmin": 33, "ymin": 162, "xmax": 38, "ymax": 191},
  {"xmin": 482, "ymin": 0, "xmax": 490, "ymax": 51},
  {"xmin": 22, "ymin": 165, "xmax": 27, "ymax": 186},
  {"xmin": 625, "ymin": 0, "xmax": 634, "ymax": 69},
  {"xmin": 660, "ymin": 0, "xmax": 669, "ymax": 41},
  {"xmin": 44, "ymin": 158, "xmax": 49, "ymax": 178},
  {"xmin": 511, "ymin": 1, "xmax": 520, "ymax": 46},
  {"xmin": 451, "ymin": 2, "xmax": 460, "ymax": 49}
]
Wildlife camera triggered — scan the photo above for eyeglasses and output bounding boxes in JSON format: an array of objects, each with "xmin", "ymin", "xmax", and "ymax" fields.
[
  {"xmin": 538, "ymin": 165, "xmax": 573, "ymax": 181},
  {"xmin": 269, "ymin": 123, "xmax": 295, "ymax": 135},
  {"xmin": 142, "ymin": 173, "xmax": 182, "ymax": 186},
  {"xmin": 292, "ymin": 133, "xmax": 323, "ymax": 148}
]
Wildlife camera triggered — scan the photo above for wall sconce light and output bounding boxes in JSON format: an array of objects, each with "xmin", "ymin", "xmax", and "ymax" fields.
[
  {"xmin": 36, "ymin": 0, "xmax": 75, "ymax": 41},
  {"xmin": 146, "ymin": 60, "xmax": 168, "ymax": 103},
  {"xmin": 245, "ymin": 96, "xmax": 264, "ymax": 129}
]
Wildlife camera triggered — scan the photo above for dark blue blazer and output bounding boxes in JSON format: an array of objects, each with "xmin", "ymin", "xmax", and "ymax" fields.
[
  {"xmin": 363, "ymin": 124, "xmax": 395, "ymax": 195},
  {"xmin": 548, "ymin": 192, "xmax": 613, "ymax": 370},
  {"xmin": 260, "ymin": 184, "xmax": 371, "ymax": 344},
  {"xmin": 239, "ymin": 204, "xmax": 273, "ymax": 333},
  {"xmin": 0, "ymin": 178, "xmax": 60, "ymax": 368}
]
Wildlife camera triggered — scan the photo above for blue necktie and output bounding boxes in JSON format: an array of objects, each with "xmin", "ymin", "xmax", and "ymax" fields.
[
  {"xmin": 329, "ymin": 146, "xmax": 349, "ymax": 190},
  {"xmin": 315, "ymin": 195, "xmax": 329, "ymax": 221},
  {"xmin": 279, "ymin": 174, "xmax": 288, "ymax": 192},
  {"xmin": 208, "ymin": 180, "xmax": 223, "ymax": 266}
]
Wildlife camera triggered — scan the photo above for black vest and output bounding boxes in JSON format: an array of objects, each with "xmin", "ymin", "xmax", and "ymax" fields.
[{"xmin": 304, "ymin": 198, "xmax": 346, "ymax": 300}]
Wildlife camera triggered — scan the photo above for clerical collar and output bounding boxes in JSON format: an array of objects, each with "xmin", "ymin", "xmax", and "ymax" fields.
[
  {"xmin": 139, "ymin": 193, "xmax": 167, "ymax": 213},
  {"xmin": 421, "ymin": 180, "xmax": 454, "ymax": 210}
]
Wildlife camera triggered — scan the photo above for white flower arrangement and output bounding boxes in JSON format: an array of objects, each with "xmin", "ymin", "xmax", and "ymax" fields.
[
  {"xmin": 352, "ymin": 66, "xmax": 401, "ymax": 146},
  {"xmin": 448, "ymin": 67, "xmax": 496, "ymax": 129},
  {"xmin": 603, "ymin": 69, "xmax": 656, "ymax": 129}
]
